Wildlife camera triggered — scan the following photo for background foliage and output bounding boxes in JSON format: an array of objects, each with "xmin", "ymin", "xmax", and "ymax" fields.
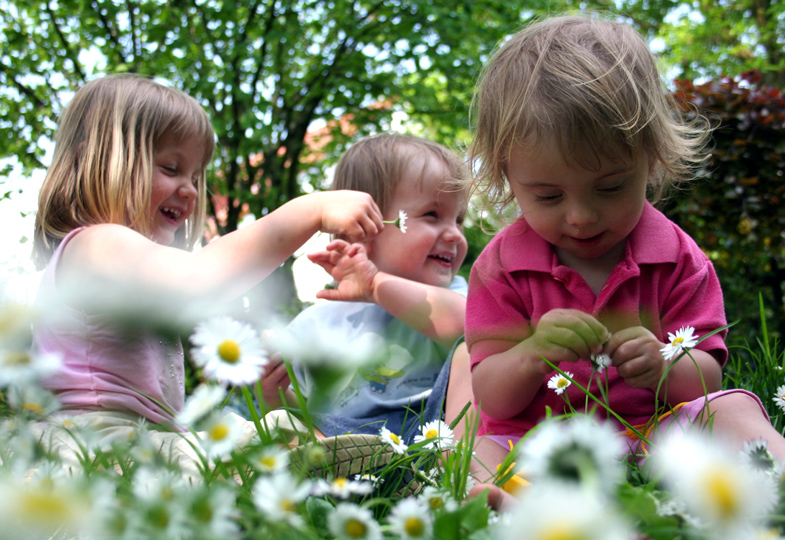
[
  {"xmin": 665, "ymin": 71, "xmax": 785, "ymax": 342},
  {"xmin": 1, "ymin": 0, "xmax": 784, "ymax": 331}
]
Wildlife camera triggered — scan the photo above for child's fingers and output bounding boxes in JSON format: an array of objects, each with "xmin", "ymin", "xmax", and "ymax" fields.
[
  {"xmin": 315, "ymin": 288, "xmax": 342, "ymax": 301},
  {"xmin": 541, "ymin": 310, "xmax": 608, "ymax": 357},
  {"xmin": 324, "ymin": 239, "xmax": 351, "ymax": 252}
]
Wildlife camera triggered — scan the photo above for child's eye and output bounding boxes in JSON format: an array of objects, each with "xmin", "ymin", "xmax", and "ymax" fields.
[
  {"xmin": 598, "ymin": 184, "xmax": 623, "ymax": 194},
  {"xmin": 534, "ymin": 193, "xmax": 562, "ymax": 204}
]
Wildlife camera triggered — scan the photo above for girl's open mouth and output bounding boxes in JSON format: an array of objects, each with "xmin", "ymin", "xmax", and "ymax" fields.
[
  {"xmin": 160, "ymin": 206, "xmax": 182, "ymax": 225},
  {"xmin": 570, "ymin": 233, "xmax": 603, "ymax": 248}
]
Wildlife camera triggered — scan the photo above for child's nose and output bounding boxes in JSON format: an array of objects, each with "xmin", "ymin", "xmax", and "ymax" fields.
[
  {"xmin": 442, "ymin": 222, "xmax": 465, "ymax": 243},
  {"xmin": 178, "ymin": 181, "xmax": 198, "ymax": 200},
  {"xmin": 565, "ymin": 203, "xmax": 599, "ymax": 228}
]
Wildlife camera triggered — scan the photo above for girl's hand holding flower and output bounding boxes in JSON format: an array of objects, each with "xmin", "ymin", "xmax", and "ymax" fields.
[
  {"xmin": 525, "ymin": 309, "xmax": 609, "ymax": 375},
  {"xmin": 604, "ymin": 326, "xmax": 666, "ymax": 389}
]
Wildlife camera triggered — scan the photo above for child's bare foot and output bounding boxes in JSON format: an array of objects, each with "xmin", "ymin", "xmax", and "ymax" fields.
[{"xmin": 467, "ymin": 482, "xmax": 517, "ymax": 511}]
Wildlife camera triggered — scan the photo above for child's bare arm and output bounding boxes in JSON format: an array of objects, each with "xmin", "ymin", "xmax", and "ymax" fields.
[
  {"xmin": 605, "ymin": 327, "xmax": 722, "ymax": 404},
  {"xmin": 472, "ymin": 309, "xmax": 608, "ymax": 419},
  {"xmin": 59, "ymin": 191, "xmax": 383, "ymax": 307},
  {"xmin": 310, "ymin": 239, "xmax": 465, "ymax": 348}
]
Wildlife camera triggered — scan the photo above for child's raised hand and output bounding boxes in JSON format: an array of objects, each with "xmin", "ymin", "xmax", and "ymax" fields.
[
  {"xmin": 604, "ymin": 327, "xmax": 665, "ymax": 389},
  {"xmin": 527, "ymin": 309, "xmax": 609, "ymax": 374},
  {"xmin": 309, "ymin": 240, "xmax": 378, "ymax": 303},
  {"xmin": 315, "ymin": 190, "xmax": 384, "ymax": 242}
]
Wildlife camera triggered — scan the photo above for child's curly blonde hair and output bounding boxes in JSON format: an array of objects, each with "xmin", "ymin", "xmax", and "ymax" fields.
[{"xmin": 468, "ymin": 14, "xmax": 710, "ymax": 212}]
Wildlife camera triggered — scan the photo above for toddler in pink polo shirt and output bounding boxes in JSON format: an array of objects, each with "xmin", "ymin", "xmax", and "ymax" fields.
[{"xmin": 462, "ymin": 15, "xmax": 785, "ymax": 490}]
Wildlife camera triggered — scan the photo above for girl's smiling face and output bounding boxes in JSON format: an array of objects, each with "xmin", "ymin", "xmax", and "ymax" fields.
[
  {"xmin": 506, "ymin": 140, "xmax": 650, "ymax": 269},
  {"xmin": 149, "ymin": 135, "xmax": 204, "ymax": 246},
  {"xmin": 367, "ymin": 154, "xmax": 468, "ymax": 288}
]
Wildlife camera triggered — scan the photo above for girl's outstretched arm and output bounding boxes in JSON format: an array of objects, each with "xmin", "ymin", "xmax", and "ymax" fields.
[
  {"xmin": 309, "ymin": 240, "xmax": 465, "ymax": 348},
  {"xmin": 57, "ymin": 190, "xmax": 383, "ymax": 308}
]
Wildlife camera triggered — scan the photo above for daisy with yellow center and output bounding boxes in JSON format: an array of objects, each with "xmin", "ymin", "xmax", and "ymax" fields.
[
  {"xmin": 388, "ymin": 498, "xmax": 432, "ymax": 540},
  {"xmin": 380, "ymin": 427, "xmax": 408, "ymax": 454},
  {"xmin": 252, "ymin": 446, "xmax": 289, "ymax": 474},
  {"xmin": 653, "ymin": 431, "xmax": 779, "ymax": 537},
  {"xmin": 413, "ymin": 420, "xmax": 455, "ymax": 450},
  {"xmin": 252, "ymin": 473, "xmax": 312, "ymax": 527},
  {"xmin": 190, "ymin": 316, "xmax": 269, "ymax": 386},
  {"xmin": 547, "ymin": 371, "xmax": 574, "ymax": 395},
  {"xmin": 328, "ymin": 503, "xmax": 382, "ymax": 540},
  {"xmin": 313, "ymin": 476, "xmax": 373, "ymax": 499},
  {"xmin": 660, "ymin": 326, "xmax": 699, "ymax": 362},
  {"xmin": 498, "ymin": 483, "xmax": 632, "ymax": 540},
  {"xmin": 199, "ymin": 412, "xmax": 245, "ymax": 460}
]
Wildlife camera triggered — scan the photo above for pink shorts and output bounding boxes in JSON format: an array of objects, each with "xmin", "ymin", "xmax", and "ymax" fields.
[{"xmin": 484, "ymin": 389, "xmax": 768, "ymax": 462}]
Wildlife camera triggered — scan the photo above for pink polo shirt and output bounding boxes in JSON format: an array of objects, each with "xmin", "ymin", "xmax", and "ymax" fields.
[{"xmin": 466, "ymin": 203, "xmax": 727, "ymax": 437}]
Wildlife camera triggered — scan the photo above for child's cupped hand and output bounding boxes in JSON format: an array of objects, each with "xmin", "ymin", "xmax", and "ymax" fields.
[
  {"xmin": 309, "ymin": 240, "xmax": 378, "ymax": 303},
  {"xmin": 528, "ymin": 309, "xmax": 609, "ymax": 375},
  {"xmin": 317, "ymin": 190, "xmax": 384, "ymax": 242},
  {"xmin": 604, "ymin": 327, "xmax": 665, "ymax": 389}
]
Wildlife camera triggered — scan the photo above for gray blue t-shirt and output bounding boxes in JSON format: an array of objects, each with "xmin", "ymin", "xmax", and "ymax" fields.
[{"xmin": 280, "ymin": 276, "xmax": 467, "ymax": 436}]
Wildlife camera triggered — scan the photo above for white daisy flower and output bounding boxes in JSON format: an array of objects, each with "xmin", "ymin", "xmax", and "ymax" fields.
[
  {"xmin": 380, "ymin": 427, "xmax": 408, "ymax": 454},
  {"xmin": 0, "ymin": 350, "xmax": 62, "ymax": 388},
  {"xmin": 137, "ymin": 497, "xmax": 189, "ymax": 539},
  {"xmin": 328, "ymin": 502, "xmax": 382, "ymax": 540},
  {"xmin": 773, "ymin": 384, "xmax": 785, "ymax": 412},
  {"xmin": 132, "ymin": 466, "xmax": 186, "ymax": 502},
  {"xmin": 739, "ymin": 438, "xmax": 780, "ymax": 475},
  {"xmin": 0, "ymin": 473, "xmax": 95, "ymax": 540},
  {"xmin": 590, "ymin": 353, "xmax": 612, "ymax": 373},
  {"xmin": 251, "ymin": 445, "xmax": 290, "ymax": 474},
  {"xmin": 199, "ymin": 411, "xmax": 246, "ymax": 460},
  {"xmin": 547, "ymin": 371, "xmax": 573, "ymax": 395},
  {"xmin": 186, "ymin": 487, "xmax": 239, "ymax": 539},
  {"xmin": 388, "ymin": 498, "xmax": 433, "ymax": 540},
  {"xmin": 419, "ymin": 486, "xmax": 458, "ymax": 513},
  {"xmin": 518, "ymin": 416, "xmax": 626, "ymax": 496},
  {"xmin": 498, "ymin": 482, "xmax": 633, "ymax": 540},
  {"xmin": 175, "ymin": 383, "xmax": 227, "ymax": 427},
  {"xmin": 313, "ymin": 476, "xmax": 374, "ymax": 499},
  {"xmin": 354, "ymin": 473, "xmax": 384, "ymax": 486},
  {"xmin": 190, "ymin": 316, "xmax": 269, "ymax": 386},
  {"xmin": 7, "ymin": 383, "xmax": 60, "ymax": 417},
  {"xmin": 652, "ymin": 431, "xmax": 780, "ymax": 538},
  {"xmin": 655, "ymin": 497, "xmax": 704, "ymax": 529},
  {"xmin": 384, "ymin": 210, "xmax": 408, "ymax": 234},
  {"xmin": 252, "ymin": 473, "xmax": 312, "ymax": 527},
  {"xmin": 660, "ymin": 326, "xmax": 700, "ymax": 362},
  {"xmin": 413, "ymin": 420, "xmax": 455, "ymax": 450}
]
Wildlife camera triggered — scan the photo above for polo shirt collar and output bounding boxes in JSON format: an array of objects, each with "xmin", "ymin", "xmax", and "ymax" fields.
[{"xmin": 498, "ymin": 201, "xmax": 681, "ymax": 272}]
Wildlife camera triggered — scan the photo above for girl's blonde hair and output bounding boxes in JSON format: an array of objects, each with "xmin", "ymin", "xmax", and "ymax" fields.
[
  {"xmin": 468, "ymin": 15, "xmax": 710, "ymax": 210},
  {"xmin": 33, "ymin": 74, "xmax": 215, "ymax": 270},
  {"xmin": 332, "ymin": 133, "xmax": 470, "ymax": 214}
]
